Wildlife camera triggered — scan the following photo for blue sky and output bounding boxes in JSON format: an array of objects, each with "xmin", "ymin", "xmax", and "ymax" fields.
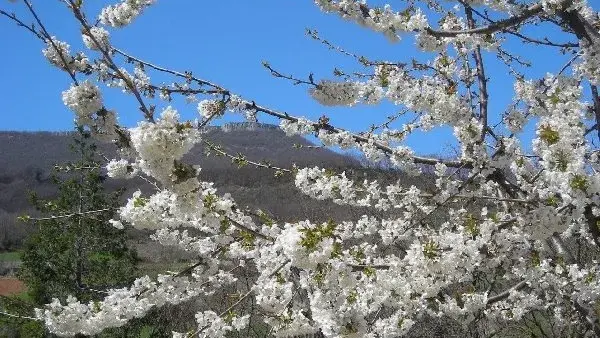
[{"xmin": 0, "ymin": 1, "xmax": 591, "ymax": 156}]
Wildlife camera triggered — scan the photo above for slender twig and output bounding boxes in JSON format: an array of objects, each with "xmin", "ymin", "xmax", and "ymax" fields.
[
  {"xmin": 246, "ymin": 100, "xmax": 469, "ymax": 168},
  {"xmin": 203, "ymin": 139, "xmax": 291, "ymax": 173},
  {"xmin": 262, "ymin": 62, "xmax": 316, "ymax": 86},
  {"xmin": 0, "ymin": 311, "xmax": 40, "ymax": 321},
  {"xmin": 112, "ymin": 47, "xmax": 226, "ymax": 92},
  {"xmin": 0, "ymin": 9, "xmax": 44, "ymax": 40},
  {"xmin": 486, "ymin": 280, "xmax": 528, "ymax": 305},
  {"xmin": 306, "ymin": 28, "xmax": 399, "ymax": 67},
  {"xmin": 22, "ymin": 0, "xmax": 79, "ymax": 84},
  {"xmin": 28, "ymin": 208, "xmax": 113, "ymax": 222},
  {"xmin": 463, "ymin": 1, "xmax": 577, "ymax": 48}
]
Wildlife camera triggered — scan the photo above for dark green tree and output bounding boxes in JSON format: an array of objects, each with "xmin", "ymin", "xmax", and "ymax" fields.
[{"xmin": 18, "ymin": 127, "xmax": 137, "ymax": 305}]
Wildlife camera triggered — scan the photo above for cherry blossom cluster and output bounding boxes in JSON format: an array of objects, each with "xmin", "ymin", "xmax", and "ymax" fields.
[
  {"xmin": 99, "ymin": 0, "xmax": 155, "ymax": 27},
  {"xmin": 81, "ymin": 26, "xmax": 110, "ymax": 51},
  {"xmin": 43, "ymin": 37, "xmax": 89, "ymax": 73},
  {"xmin": 314, "ymin": 0, "xmax": 428, "ymax": 42},
  {"xmin": 37, "ymin": 270, "xmax": 239, "ymax": 337}
]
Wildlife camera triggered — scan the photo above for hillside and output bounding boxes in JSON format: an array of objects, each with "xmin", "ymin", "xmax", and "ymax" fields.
[{"xmin": 0, "ymin": 123, "xmax": 369, "ymax": 251}]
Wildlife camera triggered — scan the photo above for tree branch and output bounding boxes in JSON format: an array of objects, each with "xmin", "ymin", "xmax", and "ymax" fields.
[
  {"xmin": 65, "ymin": 0, "xmax": 154, "ymax": 121},
  {"xmin": 22, "ymin": 0, "xmax": 79, "ymax": 84},
  {"xmin": 425, "ymin": 3, "xmax": 544, "ymax": 37},
  {"xmin": 465, "ymin": 7, "xmax": 489, "ymax": 143},
  {"xmin": 591, "ymin": 85, "xmax": 600, "ymax": 143}
]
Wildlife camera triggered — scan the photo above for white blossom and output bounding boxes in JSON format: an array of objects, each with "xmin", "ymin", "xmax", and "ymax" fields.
[
  {"xmin": 99, "ymin": 0, "xmax": 156, "ymax": 27},
  {"xmin": 106, "ymin": 158, "xmax": 136, "ymax": 178},
  {"xmin": 198, "ymin": 99, "xmax": 225, "ymax": 119},
  {"xmin": 42, "ymin": 37, "xmax": 89, "ymax": 72},
  {"xmin": 82, "ymin": 26, "xmax": 110, "ymax": 51},
  {"xmin": 61, "ymin": 81, "xmax": 103, "ymax": 121}
]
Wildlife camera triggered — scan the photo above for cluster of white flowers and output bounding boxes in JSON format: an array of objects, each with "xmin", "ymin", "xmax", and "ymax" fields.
[
  {"xmin": 132, "ymin": 64, "xmax": 150, "ymax": 89},
  {"xmin": 308, "ymin": 79, "xmax": 386, "ymax": 106},
  {"xmin": 574, "ymin": 45, "xmax": 600, "ymax": 85},
  {"xmin": 42, "ymin": 37, "xmax": 89, "ymax": 72},
  {"xmin": 99, "ymin": 0, "xmax": 156, "ymax": 27},
  {"xmin": 540, "ymin": 0, "xmax": 587, "ymax": 14},
  {"xmin": 380, "ymin": 66, "xmax": 471, "ymax": 129},
  {"xmin": 314, "ymin": 0, "xmax": 428, "ymax": 42},
  {"xmin": 309, "ymin": 80, "xmax": 361, "ymax": 106},
  {"xmin": 38, "ymin": 269, "xmax": 240, "ymax": 337},
  {"xmin": 61, "ymin": 81, "xmax": 103, "ymax": 123},
  {"xmin": 128, "ymin": 107, "xmax": 201, "ymax": 185},
  {"xmin": 172, "ymin": 311, "xmax": 249, "ymax": 338},
  {"xmin": 279, "ymin": 118, "xmax": 315, "ymax": 136},
  {"xmin": 516, "ymin": 75, "xmax": 596, "ymax": 205},
  {"xmin": 105, "ymin": 158, "xmax": 137, "ymax": 178},
  {"xmin": 263, "ymin": 309, "xmax": 318, "ymax": 337},
  {"xmin": 503, "ymin": 108, "xmax": 527, "ymax": 133},
  {"xmin": 197, "ymin": 99, "xmax": 226, "ymax": 119},
  {"xmin": 82, "ymin": 26, "xmax": 110, "ymax": 51}
]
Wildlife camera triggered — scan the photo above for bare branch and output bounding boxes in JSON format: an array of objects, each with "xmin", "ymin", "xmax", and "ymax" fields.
[{"xmin": 0, "ymin": 8, "xmax": 44, "ymax": 41}]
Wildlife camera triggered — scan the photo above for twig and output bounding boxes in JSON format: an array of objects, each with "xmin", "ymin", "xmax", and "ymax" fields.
[
  {"xmin": 0, "ymin": 311, "xmax": 40, "ymax": 321},
  {"xmin": 0, "ymin": 8, "xmax": 44, "ymax": 41},
  {"xmin": 203, "ymin": 139, "xmax": 291, "ymax": 174},
  {"xmin": 22, "ymin": 0, "xmax": 79, "ymax": 84},
  {"xmin": 28, "ymin": 208, "xmax": 113, "ymax": 222},
  {"xmin": 112, "ymin": 47, "xmax": 226, "ymax": 93}
]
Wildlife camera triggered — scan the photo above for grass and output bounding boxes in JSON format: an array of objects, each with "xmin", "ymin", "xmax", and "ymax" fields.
[
  {"xmin": 0, "ymin": 251, "xmax": 21, "ymax": 262},
  {"xmin": 137, "ymin": 325, "xmax": 159, "ymax": 338}
]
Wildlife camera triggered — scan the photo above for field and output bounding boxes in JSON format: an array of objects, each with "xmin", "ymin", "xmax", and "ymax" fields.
[
  {"xmin": 0, "ymin": 278, "xmax": 25, "ymax": 296},
  {"xmin": 0, "ymin": 251, "xmax": 20, "ymax": 262},
  {"xmin": 0, "ymin": 251, "xmax": 24, "ymax": 296}
]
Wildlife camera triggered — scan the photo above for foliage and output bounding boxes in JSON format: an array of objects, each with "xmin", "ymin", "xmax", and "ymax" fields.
[
  {"xmin": 0, "ymin": 295, "xmax": 45, "ymax": 338},
  {"xmin": 18, "ymin": 127, "xmax": 137, "ymax": 305}
]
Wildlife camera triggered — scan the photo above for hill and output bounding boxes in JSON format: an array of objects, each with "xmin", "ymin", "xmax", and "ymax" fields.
[{"xmin": 0, "ymin": 123, "xmax": 368, "ymax": 251}]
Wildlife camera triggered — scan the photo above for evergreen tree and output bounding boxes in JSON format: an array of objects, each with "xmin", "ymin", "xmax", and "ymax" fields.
[{"xmin": 19, "ymin": 126, "xmax": 137, "ymax": 305}]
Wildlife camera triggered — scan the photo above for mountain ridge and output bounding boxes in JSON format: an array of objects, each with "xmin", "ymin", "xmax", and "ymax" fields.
[{"xmin": 0, "ymin": 125, "xmax": 362, "ymax": 250}]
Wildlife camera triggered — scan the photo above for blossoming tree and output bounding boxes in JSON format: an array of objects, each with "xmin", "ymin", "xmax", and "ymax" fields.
[{"xmin": 2, "ymin": 0, "xmax": 600, "ymax": 336}]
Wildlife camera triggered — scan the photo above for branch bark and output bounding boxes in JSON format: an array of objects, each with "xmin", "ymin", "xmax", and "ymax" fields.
[{"xmin": 465, "ymin": 7, "xmax": 489, "ymax": 143}]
